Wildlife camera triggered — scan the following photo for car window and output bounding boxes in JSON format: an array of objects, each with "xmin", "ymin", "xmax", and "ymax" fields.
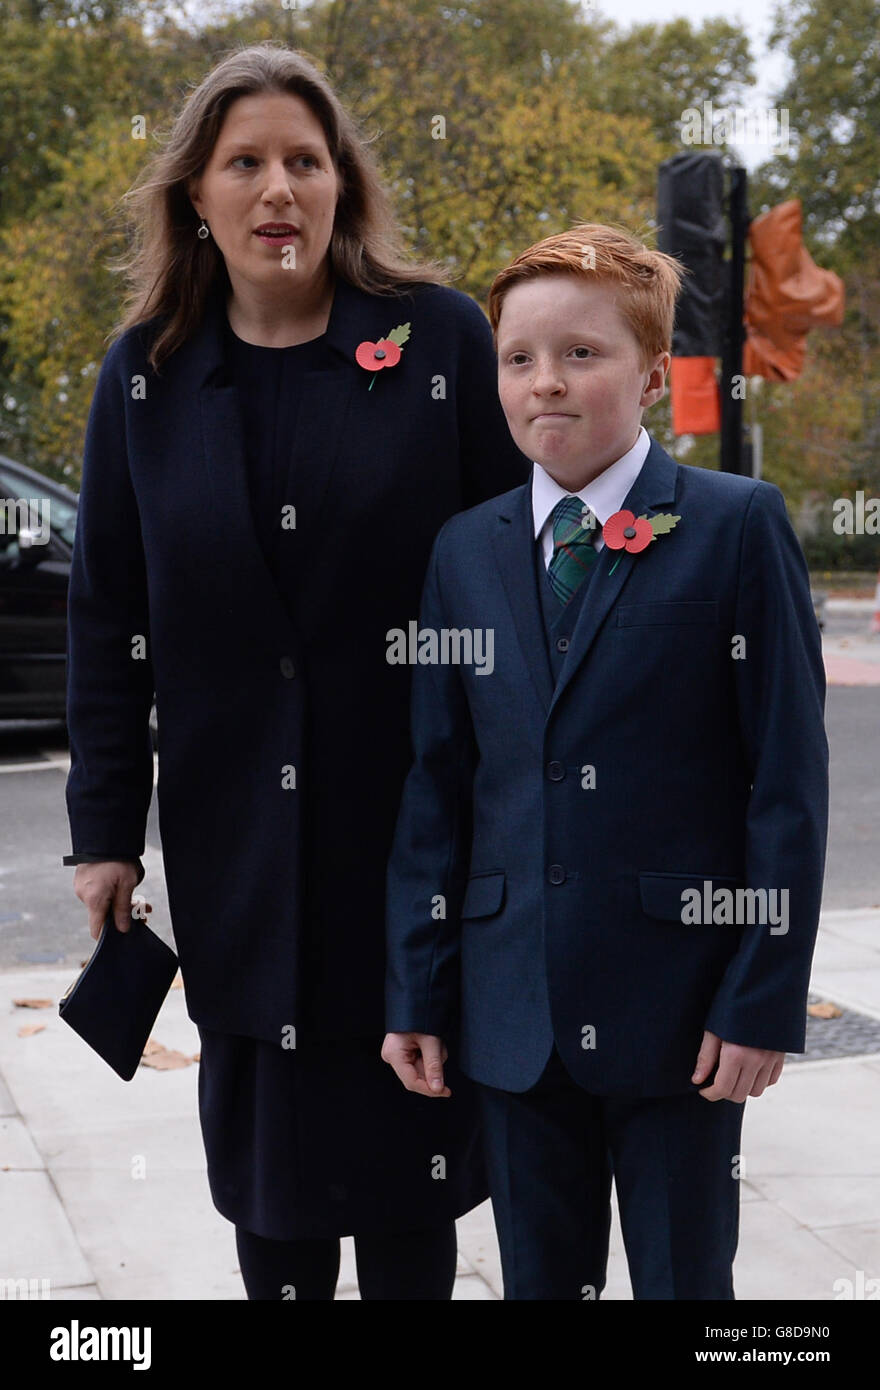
[{"xmin": 43, "ymin": 492, "xmax": 78, "ymax": 548}]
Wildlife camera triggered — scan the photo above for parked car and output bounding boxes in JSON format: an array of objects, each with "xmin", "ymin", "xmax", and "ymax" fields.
[
  {"xmin": 0, "ymin": 454, "xmax": 77, "ymax": 718},
  {"xmin": 0, "ymin": 453, "xmax": 158, "ymax": 741}
]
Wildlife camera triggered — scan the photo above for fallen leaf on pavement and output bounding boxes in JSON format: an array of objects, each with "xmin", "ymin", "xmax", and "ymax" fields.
[
  {"xmin": 170, "ymin": 972, "xmax": 183, "ymax": 990},
  {"xmin": 140, "ymin": 1037, "xmax": 194, "ymax": 1069},
  {"xmin": 12, "ymin": 998, "xmax": 53, "ymax": 1009},
  {"xmin": 18, "ymin": 1022, "xmax": 46, "ymax": 1037},
  {"xmin": 807, "ymin": 1000, "xmax": 843, "ymax": 1019},
  {"xmin": 140, "ymin": 1048, "xmax": 193, "ymax": 1070}
]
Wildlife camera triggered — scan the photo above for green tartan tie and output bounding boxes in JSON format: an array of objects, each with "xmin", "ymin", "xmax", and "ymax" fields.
[{"xmin": 547, "ymin": 495, "xmax": 600, "ymax": 604}]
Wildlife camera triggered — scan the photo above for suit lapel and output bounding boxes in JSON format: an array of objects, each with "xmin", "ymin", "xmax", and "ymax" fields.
[
  {"xmin": 492, "ymin": 483, "xmax": 555, "ymax": 716},
  {"xmin": 547, "ymin": 438, "xmax": 680, "ymax": 719}
]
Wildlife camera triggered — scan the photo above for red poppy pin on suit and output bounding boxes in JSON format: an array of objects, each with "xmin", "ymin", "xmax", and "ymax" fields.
[
  {"xmin": 356, "ymin": 323, "xmax": 411, "ymax": 390},
  {"xmin": 602, "ymin": 508, "xmax": 681, "ymax": 575}
]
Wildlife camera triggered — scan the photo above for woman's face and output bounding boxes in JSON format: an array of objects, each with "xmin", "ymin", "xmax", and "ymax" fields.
[{"xmin": 188, "ymin": 90, "xmax": 341, "ymax": 295}]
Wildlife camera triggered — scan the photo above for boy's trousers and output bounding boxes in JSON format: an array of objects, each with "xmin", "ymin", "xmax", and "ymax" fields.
[{"xmin": 477, "ymin": 1044, "xmax": 745, "ymax": 1300}]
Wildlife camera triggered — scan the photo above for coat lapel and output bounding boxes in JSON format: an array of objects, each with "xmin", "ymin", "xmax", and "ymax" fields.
[
  {"xmin": 547, "ymin": 438, "xmax": 680, "ymax": 719},
  {"xmin": 492, "ymin": 482, "xmax": 555, "ymax": 716},
  {"xmin": 273, "ymin": 275, "xmax": 415, "ymax": 561},
  {"xmin": 194, "ymin": 274, "xmax": 416, "ymax": 605}
]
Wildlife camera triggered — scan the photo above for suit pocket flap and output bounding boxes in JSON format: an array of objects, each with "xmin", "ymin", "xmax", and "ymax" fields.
[
  {"xmin": 639, "ymin": 872, "xmax": 744, "ymax": 921},
  {"xmin": 461, "ymin": 871, "xmax": 506, "ymax": 919},
  {"xmin": 617, "ymin": 601, "xmax": 718, "ymax": 627}
]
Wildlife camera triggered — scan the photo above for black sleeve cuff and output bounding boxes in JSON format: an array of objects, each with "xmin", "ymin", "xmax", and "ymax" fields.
[{"xmin": 62, "ymin": 854, "xmax": 146, "ymax": 886}]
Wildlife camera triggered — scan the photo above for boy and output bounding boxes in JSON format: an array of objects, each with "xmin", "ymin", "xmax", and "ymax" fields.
[{"xmin": 382, "ymin": 225, "xmax": 828, "ymax": 1299}]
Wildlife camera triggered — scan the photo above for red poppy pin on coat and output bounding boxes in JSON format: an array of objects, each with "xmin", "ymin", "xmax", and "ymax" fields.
[
  {"xmin": 356, "ymin": 323, "xmax": 411, "ymax": 390},
  {"xmin": 602, "ymin": 508, "xmax": 681, "ymax": 575}
]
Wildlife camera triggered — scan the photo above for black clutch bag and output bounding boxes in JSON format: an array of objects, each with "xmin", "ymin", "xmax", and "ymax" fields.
[{"xmin": 58, "ymin": 909, "xmax": 179, "ymax": 1081}]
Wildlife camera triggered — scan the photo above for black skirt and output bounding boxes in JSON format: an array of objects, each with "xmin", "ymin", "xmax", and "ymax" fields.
[{"xmin": 196, "ymin": 1026, "xmax": 489, "ymax": 1240}]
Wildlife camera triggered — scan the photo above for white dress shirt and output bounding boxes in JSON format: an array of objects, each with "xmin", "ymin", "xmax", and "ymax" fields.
[{"xmin": 532, "ymin": 426, "xmax": 651, "ymax": 568}]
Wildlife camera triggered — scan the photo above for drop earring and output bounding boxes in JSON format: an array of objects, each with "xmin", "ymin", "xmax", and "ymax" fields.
[{"xmin": 197, "ymin": 219, "xmax": 210, "ymax": 240}]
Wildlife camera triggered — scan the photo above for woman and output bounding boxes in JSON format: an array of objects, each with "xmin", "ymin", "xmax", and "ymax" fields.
[{"xmin": 62, "ymin": 41, "xmax": 528, "ymax": 1300}]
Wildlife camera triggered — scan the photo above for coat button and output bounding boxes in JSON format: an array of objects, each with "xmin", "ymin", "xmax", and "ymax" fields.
[
  {"xmin": 547, "ymin": 761, "xmax": 565, "ymax": 781},
  {"xmin": 280, "ymin": 656, "xmax": 295, "ymax": 678},
  {"xmin": 556, "ymin": 636, "xmax": 570, "ymax": 653},
  {"xmin": 548, "ymin": 864, "xmax": 566, "ymax": 885}
]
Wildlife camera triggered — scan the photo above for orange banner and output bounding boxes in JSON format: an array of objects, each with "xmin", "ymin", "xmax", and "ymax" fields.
[
  {"xmin": 743, "ymin": 200, "xmax": 844, "ymax": 381},
  {"xmin": 669, "ymin": 356, "xmax": 721, "ymax": 435}
]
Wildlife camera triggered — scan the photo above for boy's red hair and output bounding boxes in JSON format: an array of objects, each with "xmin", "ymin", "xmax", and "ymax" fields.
[{"xmin": 487, "ymin": 223, "xmax": 686, "ymax": 369}]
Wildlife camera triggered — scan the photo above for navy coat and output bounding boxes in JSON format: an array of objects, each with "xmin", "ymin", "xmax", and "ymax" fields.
[
  {"xmin": 385, "ymin": 438, "xmax": 830, "ymax": 1095},
  {"xmin": 64, "ymin": 272, "xmax": 530, "ymax": 1043}
]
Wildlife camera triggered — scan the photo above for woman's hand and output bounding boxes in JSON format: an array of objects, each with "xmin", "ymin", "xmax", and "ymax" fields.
[{"xmin": 72, "ymin": 862, "xmax": 152, "ymax": 940}]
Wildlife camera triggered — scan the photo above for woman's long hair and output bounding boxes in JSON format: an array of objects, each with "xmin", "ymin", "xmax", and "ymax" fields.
[{"xmin": 110, "ymin": 41, "xmax": 452, "ymax": 372}]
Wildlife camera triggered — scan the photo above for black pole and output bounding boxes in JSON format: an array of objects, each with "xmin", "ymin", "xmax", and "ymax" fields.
[{"xmin": 720, "ymin": 163, "xmax": 749, "ymax": 474}]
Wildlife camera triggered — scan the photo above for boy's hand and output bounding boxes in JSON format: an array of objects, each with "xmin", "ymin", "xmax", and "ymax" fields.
[
  {"xmin": 381, "ymin": 1032, "xmax": 451, "ymax": 1097},
  {"xmin": 692, "ymin": 1029, "xmax": 785, "ymax": 1102}
]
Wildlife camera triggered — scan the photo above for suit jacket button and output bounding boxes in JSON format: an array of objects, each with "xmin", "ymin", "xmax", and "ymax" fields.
[
  {"xmin": 280, "ymin": 656, "xmax": 295, "ymax": 678},
  {"xmin": 547, "ymin": 761, "xmax": 565, "ymax": 781},
  {"xmin": 548, "ymin": 864, "xmax": 566, "ymax": 885},
  {"xmin": 556, "ymin": 637, "xmax": 570, "ymax": 653}
]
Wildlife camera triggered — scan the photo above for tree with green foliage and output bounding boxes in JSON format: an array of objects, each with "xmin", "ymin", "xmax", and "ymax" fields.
[
  {"xmin": 0, "ymin": 0, "xmax": 758, "ymax": 484},
  {"xmin": 727, "ymin": 0, "xmax": 880, "ymax": 556}
]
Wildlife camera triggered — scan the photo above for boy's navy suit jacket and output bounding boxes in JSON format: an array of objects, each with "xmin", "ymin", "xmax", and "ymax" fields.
[{"xmin": 385, "ymin": 436, "xmax": 829, "ymax": 1096}]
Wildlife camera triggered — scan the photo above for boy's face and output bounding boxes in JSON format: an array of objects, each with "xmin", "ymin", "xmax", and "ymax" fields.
[{"xmin": 496, "ymin": 274, "xmax": 670, "ymax": 490}]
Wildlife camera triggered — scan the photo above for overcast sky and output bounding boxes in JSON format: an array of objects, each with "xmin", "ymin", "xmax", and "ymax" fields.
[{"xmin": 593, "ymin": 0, "xmax": 782, "ymax": 43}]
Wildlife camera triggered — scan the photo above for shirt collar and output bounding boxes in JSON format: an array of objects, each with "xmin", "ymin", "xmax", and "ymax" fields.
[{"xmin": 531, "ymin": 426, "xmax": 651, "ymax": 539}]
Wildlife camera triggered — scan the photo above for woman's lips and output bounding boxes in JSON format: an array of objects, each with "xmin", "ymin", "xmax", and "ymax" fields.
[{"xmin": 254, "ymin": 229, "xmax": 299, "ymax": 244}]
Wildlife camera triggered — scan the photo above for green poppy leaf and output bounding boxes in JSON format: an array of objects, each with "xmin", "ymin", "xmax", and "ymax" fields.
[
  {"xmin": 648, "ymin": 513, "xmax": 681, "ymax": 535},
  {"xmin": 386, "ymin": 323, "xmax": 411, "ymax": 347}
]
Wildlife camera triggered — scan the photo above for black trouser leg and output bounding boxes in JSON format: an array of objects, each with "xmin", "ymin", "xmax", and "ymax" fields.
[
  {"xmin": 478, "ymin": 1048, "xmax": 613, "ymax": 1300},
  {"xmin": 354, "ymin": 1220, "xmax": 458, "ymax": 1300},
  {"xmin": 234, "ymin": 1225, "xmax": 341, "ymax": 1300},
  {"xmin": 605, "ymin": 1089, "xmax": 745, "ymax": 1299}
]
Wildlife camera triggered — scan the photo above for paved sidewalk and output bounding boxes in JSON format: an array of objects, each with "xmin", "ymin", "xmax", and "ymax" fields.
[
  {"xmin": 1, "ymin": 909, "xmax": 879, "ymax": 1300},
  {"xmin": 822, "ymin": 611, "xmax": 880, "ymax": 686}
]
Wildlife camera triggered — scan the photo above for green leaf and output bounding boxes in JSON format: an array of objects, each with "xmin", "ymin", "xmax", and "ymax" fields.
[
  {"xmin": 385, "ymin": 322, "xmax": 411, "ymax": 347},
  {"xmin": 648, "ymin": 513, "xmax": 681, "ymax": 535}
]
